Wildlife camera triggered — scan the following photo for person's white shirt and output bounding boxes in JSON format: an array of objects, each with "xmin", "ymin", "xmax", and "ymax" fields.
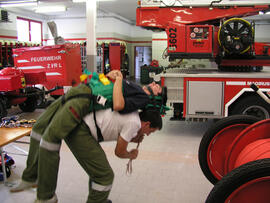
[{"xmin": 83, "ymin": 109, "xmax": 141, "ymax": 142}]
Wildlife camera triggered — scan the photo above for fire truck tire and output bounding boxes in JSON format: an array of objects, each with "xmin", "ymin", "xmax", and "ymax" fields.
[
  {"xmin": 198, "ymin": 115, "xmax": 259, "ymax": 184},
  {"xmin": 231, "ymin": 95, "xmax": 270, "ymax": 120},
  {"xmin": 205, "ymin": 158, "xmax": 270, "ymax": 203},
  {"xmin": 19, "ymin": 96, "xmax": 37, "ymax": 112},
  {"xmin": 0, "ymin": 100, "xmax": 7, "ymax": 119},
  {"xmin": 34, "ymin": 87, "xmax": 46, "ymax": 107}
]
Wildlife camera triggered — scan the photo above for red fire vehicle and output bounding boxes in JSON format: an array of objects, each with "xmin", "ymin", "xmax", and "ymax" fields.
[
  {"xmin": 0, "ymin": 43, "xmax": 82, "ymax": 119},
  {"xmin": 13, "ymin": 43, "xmax": 82, "ymax": 97},
  {"xmin": 136, "ymin": 1, "xmax": 270, "ymax": 71},
  {"xmin": 137, "ymin": 1, "xmax": 270, "ymax": 120},
  {"xmin": 0, "ymin": 67, "xmax": 47, "ymax": 119}
]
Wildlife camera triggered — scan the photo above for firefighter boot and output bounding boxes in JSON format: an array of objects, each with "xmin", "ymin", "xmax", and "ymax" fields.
[
  {"xmin": 10, "ymin": 179, "xmax": 37, "ymax": 193},
  {"xmin": 34, "ymin": 194, "xmax": 58, "ymax": 203}
]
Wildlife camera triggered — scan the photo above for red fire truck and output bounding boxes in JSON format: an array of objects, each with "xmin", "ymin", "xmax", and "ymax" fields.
[
  {"xmin": 137, "ymin": 0, "xmax": 270, "ymax": 120},
  {"xmin": 13, "ymin": 43, "xmax": 82, "ymax": 97},
  {"xmin": 136, "ymin": 0, "xmax": 270, "ymax": 71},
  {"xmin": 0, "ymin": 43, "xmax": 82, "ymax": 119}
]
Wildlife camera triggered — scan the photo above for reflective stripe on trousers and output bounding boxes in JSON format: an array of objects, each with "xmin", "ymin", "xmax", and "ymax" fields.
[
  {"xmin": 40, "ymin": 138, "xmax": 61, "ymax": 151},
  {"xmin": 30, "ymin": 131, "xmax": 42, "ymax": 142},
  {"xmin": 92, "ymin": 182, "xmax": 112, "ymax": 192}
]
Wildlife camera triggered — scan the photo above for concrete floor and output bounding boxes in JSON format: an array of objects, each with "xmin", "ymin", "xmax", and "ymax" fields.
[{"xmin": 0, "ymin": 107, "xmax": 214, "ymax": 203}]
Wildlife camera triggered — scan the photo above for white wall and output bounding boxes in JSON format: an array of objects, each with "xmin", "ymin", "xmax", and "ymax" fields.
[
  {"xmin": 52, "ymin": 18, "xmax": 87, "ymax": 38},
  {"xmin": 46, "ymin": 15, "xmax": 153, "ymax": 40},
  {"xmin": 0, "ymin": 10, "xmax": 47, "ymax": 42},
  {"xmin": 152, "ymin": 32, "xmax": 169, "ymax": 67}
]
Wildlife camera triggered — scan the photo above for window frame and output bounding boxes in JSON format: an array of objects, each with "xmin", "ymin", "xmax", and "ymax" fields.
[{"xmin": 17, "ymin": 16, "xmax": 43, "ymax": 44}]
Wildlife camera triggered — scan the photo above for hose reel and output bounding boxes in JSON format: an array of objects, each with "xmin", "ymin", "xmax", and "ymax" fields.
[{"xmin": 218, "ymin": 18, "xmax": 254, "ymax": 55}]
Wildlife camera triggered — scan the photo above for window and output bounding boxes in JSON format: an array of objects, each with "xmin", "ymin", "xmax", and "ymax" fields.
[{"xmin": 17, "ymin": 17, "xmax": 42, "ymax": 44}]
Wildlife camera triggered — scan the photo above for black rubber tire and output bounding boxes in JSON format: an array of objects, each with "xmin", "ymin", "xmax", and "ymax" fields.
[
  {"xmin": 198, "ymin": 115, "xmax": 260, "ymax": 184},
  {"xmin": 19, "ymin": 87, "xmax": 38, "ymax": 112},
  {"xmin": 231, "ymin": 95, "xmax": 270, "ymax": 120},
  {"xmin": 34, "ymin": 87, "xmax": 46, "ymax": 107},
  {"xmin": 206, "ymin": 158, "xmax": 270, "ymax": 203},
  {"xmin": 19, "ymin": 96, "xmax": 37, "ymax": 112}
]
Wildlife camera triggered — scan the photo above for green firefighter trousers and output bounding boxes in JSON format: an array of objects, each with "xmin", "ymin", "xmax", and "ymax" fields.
[{"xmin": 21, "ymin": 84, "xmax": 114, "ymax": 203}]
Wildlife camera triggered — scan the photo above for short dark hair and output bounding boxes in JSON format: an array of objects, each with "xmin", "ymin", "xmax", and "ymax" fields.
[{"xmin": 139, "ymin": 109, "xmax": 162, "ymax": 130}]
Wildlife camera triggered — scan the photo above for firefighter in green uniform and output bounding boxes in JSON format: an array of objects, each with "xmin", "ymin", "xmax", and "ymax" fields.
[{"xmin": 10, "ymin": 70, "xmax": 166, "ymax": 203}]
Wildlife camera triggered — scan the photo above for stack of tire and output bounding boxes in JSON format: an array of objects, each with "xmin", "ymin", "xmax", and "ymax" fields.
[{"xmin": 198, "ymin": 115, "xmax": 270, "ymax": 203}]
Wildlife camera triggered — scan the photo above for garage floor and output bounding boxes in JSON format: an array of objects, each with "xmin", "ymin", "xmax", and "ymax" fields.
[{"xmin": 0, "ymin": 107, "xmax": 214, "ymax": 203}]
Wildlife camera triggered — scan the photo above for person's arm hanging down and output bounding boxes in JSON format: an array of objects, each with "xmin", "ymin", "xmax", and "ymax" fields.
[
  {"xmin": 106, "ymin": 70, "xmax": 125, "ymax": 111},
  {"xmin": 115, "ymin": 136, "xmax": 139, "ymax": 159}
]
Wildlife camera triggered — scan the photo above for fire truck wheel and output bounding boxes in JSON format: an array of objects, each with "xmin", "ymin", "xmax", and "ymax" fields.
[
  {"xmin": 205, "ymin": 158, "xmax": 270, "ymax": 203},
  {"xmin": 198, "ymin": 115, "xmax": 259, "ymax": 184},
  {"xmin": 231, "ymin": 95, "xmax": 270, "ymax": 120},
  {"xmin": 19, "ymin": 96, "xmax": 37, "ymax": 112},
  {"xmin": 0, "ymin": 100, "xmax": 7, "ymax": 119},
  {"xmin": 34, "ymin": 87, "xmax": 46, "ymax": 107}
]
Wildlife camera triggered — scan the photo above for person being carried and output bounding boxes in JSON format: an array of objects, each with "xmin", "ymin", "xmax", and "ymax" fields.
[{"xmin": 83, "ymin": 69, "xmax": 166, "ymax": 114}]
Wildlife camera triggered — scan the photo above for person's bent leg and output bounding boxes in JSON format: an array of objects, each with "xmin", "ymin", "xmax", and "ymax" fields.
[
  {"xmin": 10, "ymin": 131, "xmax": 41, "ymax": 193},
  {"xmin": 21, "ymin": 97, "xmax": 63, "ymax": 183},
  {"xmin": 21, "ymin": 131, "xmax": 42, "ymax": 182},
  {"xmin": 37, "ymin": 137, "xmax": 61, "ymax": 200},
  {"xmin": 65, "ymin": 125, "xmax": 114, "ymax": 203}
]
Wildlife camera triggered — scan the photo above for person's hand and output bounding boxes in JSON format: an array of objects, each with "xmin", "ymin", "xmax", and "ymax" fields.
[
  {"xmin": 106, "ymin": 70, "xmax": 123, "ymax": 80},
  {"xmin": 131, "ymin": 133, "xmax": 145, "ymax": 143},
  {"xmin": 129, "ymin": 149, "xmax": 139, "ymax": 160},
  {"xmin": 142, "ymin": 82, "xmax": 162, "ymax": 96}
]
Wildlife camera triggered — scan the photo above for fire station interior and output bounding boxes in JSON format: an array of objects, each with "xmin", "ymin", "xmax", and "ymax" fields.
[{"xmin": 1, "ymin": 1, "xmax": 270, "ymax": 203}]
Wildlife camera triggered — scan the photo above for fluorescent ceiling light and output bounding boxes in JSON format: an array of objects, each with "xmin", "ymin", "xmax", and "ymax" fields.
[
  {"xmin": 73, "ymin": 0, "xmax": 86, "ymax": 2},
  {"xmin": 35, "ymin": 6, "xmax": 67, "ymax": 13},
  {"xmin": 1, "ymin": 0, "xmax": 37, "ymax": 3},
  {"xmin": 73, "ymin": 0, "xmax": 116, "ymax": 2},
  {"xmin": 0, "ymin": 1, "xmax": 37, "ymax": 8}
]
